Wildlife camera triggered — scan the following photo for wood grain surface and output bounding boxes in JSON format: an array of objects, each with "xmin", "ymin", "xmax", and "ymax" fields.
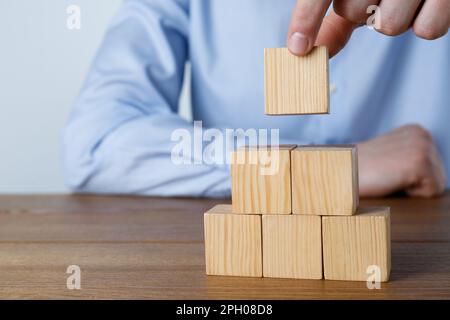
[
  {"xmin": 231, "ymin": 146, "xmax": 293, "ymax": 214},
  {"xmin": 0, "ymin": 193, "xmax": 449, "ymax": 299},
  {"xmin": 264, "ymin": 46, "xmax": 329, "ymax": 115},
  {"xmin": 204, "ymin": 205, "xmax": 262, "ymax": 277},
  {"xmin": 291, "ymin": 146, "xmax": 359, "ymax": 215},
  {"xmin": 262, "ymin": 215, "xmax": 322, "ymax": 280},
  {"xmin": 322, "ymin": 207, "xmax": 391, "ymax": 282}
]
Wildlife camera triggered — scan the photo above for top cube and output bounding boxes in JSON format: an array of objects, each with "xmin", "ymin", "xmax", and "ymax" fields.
[{"xmin": 264, "ymin": 46, "xmax": 329, "ymax": 115}]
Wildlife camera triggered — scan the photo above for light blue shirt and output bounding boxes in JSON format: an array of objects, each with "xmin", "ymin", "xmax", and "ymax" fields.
[{"xmin": 63, "ymin": 0, "xmax": 450, "ymax": 197}]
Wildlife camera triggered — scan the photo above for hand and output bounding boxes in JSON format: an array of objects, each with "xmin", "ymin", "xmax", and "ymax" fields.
[
  {"xmin": 287, "ymin": 0, "xmax": 450, "ymax": 57},
  {"xmin": 357, "ymin": 124, "xmax": 447, "ymax": 198}
]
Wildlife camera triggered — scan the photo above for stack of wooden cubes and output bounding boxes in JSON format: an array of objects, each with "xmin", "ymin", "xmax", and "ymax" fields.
[{"xmin": 203, "ymin": 47, "xmax": 391, "ymax": 282}]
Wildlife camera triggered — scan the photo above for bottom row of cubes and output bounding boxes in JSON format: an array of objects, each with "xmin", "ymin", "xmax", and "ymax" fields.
[{"xmin": 204, "ymin": 205, "xmax": 391, "ymax": 282}]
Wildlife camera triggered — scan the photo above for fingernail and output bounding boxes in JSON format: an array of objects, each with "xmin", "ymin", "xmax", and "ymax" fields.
[{"xmin": 288, "ymin": 32, "xmax": 309, "ymax": 55}]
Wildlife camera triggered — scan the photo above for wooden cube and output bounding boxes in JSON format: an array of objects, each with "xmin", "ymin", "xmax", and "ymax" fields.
[
  {"xmin": 262, "ymin": 215, "xmax": 322, "ymax": 279},
  {"xmin": 291, "ymin": 145, "xmax": 359, "ymax": 215},
  {"xmin": 231, "ymin": 145, "xmax": 295, "ymax": 214},
  {"xmin": 204, "ymin": 205, "xmax": 262, "ymax": 277},
  {"xmin": 322, "ymin": 207, "xmax": 391, "ymax": 282},
  {"xmin": 264, "ymin": 46, "xmax": 329, "ymax": 115}
]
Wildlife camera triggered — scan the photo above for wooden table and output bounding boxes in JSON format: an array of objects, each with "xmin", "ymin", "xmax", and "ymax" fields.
[{"xmin": 0, "ymin": 193, "xmax": 449, "ymax": 300}]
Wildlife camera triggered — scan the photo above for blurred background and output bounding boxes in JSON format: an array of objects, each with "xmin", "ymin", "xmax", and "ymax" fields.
[{"xmin": 0, "ymin": 0, "xmax": 191, "ymax": 194}]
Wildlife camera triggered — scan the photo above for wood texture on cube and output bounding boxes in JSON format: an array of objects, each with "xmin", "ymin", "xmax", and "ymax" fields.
[
  {"xmin": 262, "ymin": 215, "xmax": 322, "ymax": 279},
  {"xmin": 204, "ymin": 205, "xmax": 262, "ymax": 277},
  {"xmin": 231, "ymin": 145, "xmax": 295, "ymax": 214},
  {"xmin": 264, "ymin": 46, "xmax": 329, "ymax": 115},
  {"xmin": 322, "ymin": 207, "xmax": 391, "ymax": 282},
  {"xmin": 291, "ymin": 145, "xmax": 359, "ymax": 215}
]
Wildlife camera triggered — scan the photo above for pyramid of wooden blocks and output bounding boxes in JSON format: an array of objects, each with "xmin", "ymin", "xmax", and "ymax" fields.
[
  {"xmin": 264, "ymin": 46, "xmax": 330, "ymax": 115},
  {"xmin": 204, "ymin": 145, "xmax": 391, "ymax": 282}
]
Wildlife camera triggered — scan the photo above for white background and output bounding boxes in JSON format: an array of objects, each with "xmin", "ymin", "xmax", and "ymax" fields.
[{"xmin": 0, "ymin": 0, "xmax": 191, "ymax": 194}]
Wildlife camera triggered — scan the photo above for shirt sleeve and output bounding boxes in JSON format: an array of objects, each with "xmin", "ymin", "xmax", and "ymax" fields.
[{"xmin": 62, "ymin": 0, "xmax": 231, "ymax": 198}]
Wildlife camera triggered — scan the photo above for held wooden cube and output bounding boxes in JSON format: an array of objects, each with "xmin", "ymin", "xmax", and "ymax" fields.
[
  {"xmin": 264, "ymin": 46, "xmax": 329, "ymax": 115},
  {"xmin": 231, "ymin": 145, "xmax": 296, "ymax": 214},
  {"xmin": 204, "ymin": 205, "xmax": 262, "ymax": 277},
  {"xmin": 322, "ymin": 207, "xmax": 391, "ymax": 282},
  {"xmin": 262, "ymin": 215, "xmax": 323, "ymax": 279},
  {"xmin": 291, "ymin": 145, "xmax": 359, "ymax": 215}
]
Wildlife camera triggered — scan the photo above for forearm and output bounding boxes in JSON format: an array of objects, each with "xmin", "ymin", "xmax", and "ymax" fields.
[
  {"xmin": 63, "ymin": 112, "xmax": 231, "ymax": 198},
  {"xmin": 62, "ymin": 0, "xmax": 233, "ymax": 197}
]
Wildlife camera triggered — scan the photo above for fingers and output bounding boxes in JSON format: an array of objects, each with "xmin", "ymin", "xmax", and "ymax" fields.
[
  {"xmin": 404, "ymin": 127, "xmax": 447, "ymax": 198},
  {"xmin": 406, "ymin": 143, "xmax": 447, "ymax": 198},
  {"xmin": 288, "ymin": 0, "xmax": 449, "ymax": 58},
  {"xmin": 413, "ymin": 0, "xmax": 450, "ymax": 40},
  {"xmin": 315, "ymin": 10, "xmax": 358, "ymax": 57},
  {"xmin": 333, "ymin": 0, "xmax": 380, "ymax": 24},
  {"xmin": 287, "ymin": 0, "xmax": 332, "ymax": 56},
  {"xmin": 357, "ymin": 124, "xmax": 447, "ymax": 198},
  {"xmin": 377, "ymin": 0, "xmax": 422, "ymax": 36}
]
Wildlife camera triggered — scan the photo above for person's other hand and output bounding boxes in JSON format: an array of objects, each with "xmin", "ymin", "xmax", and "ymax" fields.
[
  {"xmin": 358, "ymin": 124, "xmax": 447, "ymax": 198},
  {"xmin": 287, "ymin": 0, "xmax": 450, "ymax": 57}
]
